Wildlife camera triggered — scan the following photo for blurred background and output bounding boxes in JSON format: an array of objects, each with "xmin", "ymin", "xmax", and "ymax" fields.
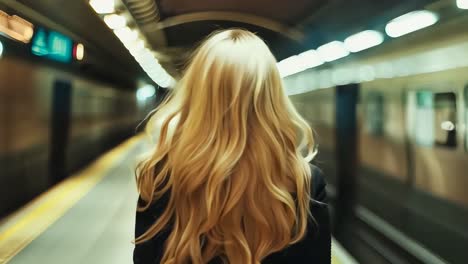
[{"xmin": 0, "ymin": 0, "xmax": 467, "ymax": 263}]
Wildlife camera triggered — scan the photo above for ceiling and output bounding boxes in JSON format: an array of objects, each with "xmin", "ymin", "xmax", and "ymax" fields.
[
  {"xmin": 1, "ymin": 0, "xmax": 146, "ymax": 87},
  {"xmin": 127, "ymin": 0, "xmax": 435, "ymax": 77},
  {"xmin": 156, "ymin": 0, "xmax": 326, "ymax": 25},
  {"xmin": 2, "ymin": 0, "xmax": 437, "ymax": 86}
]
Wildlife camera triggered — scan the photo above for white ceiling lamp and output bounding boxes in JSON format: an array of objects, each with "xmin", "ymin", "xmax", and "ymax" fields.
[
  {"xmin": 104, "ymin": 14, "xmax": 127, "ymax": 29},
  {"xmin": 135, "ymin": 52, "xmax": 157, "ymax": 65},
  {"xmin": 89, "ymin": 0, "xmax": 175, "ymax": 88},
  {"xmin": 385, "ymin": 10, "xmax": 439, "ymax": 38},
  {"xmin": 153, "ymin": 75, "xmax": 173, "ymax": 88},
  {"xmin": 298, "ymin": 49, "xmax": 324, "ymax": 69},
  {"xmin": 145, "ymin": 63, "xmax": 163, "ymax": 72},
  {"xmin": 0, "ymin": 40, "xmax": 4, "ymax": 58},
  {"xmin": 127, "ymin": 41, "xmax": 147, "ymax": 57},
  {"xmin": 457, "ymin": 0, "xmax": 468, "ymax": 9},
  {"xmin": 114, "ymin": 27, "xmax": 138, "ymax": 43},
  {"xmin": 317, "ymin": 41, "xmax": 350, "ymax": 62},
  {"xmin": 158, "ymin": 75, "xmax": 174, "ymax": 88},
  {"xmin": 89, "ymin": 0, "xmax": 115, "ymax": 14},
  {"xmin": 277, "ymin": 56, "xmax": 304, "ymax": 77},
  {"xmin": 344, "ymin": 30, "xmax": 384, "ymax": 52},
  {"xmin": 277, "ymin": 50, "xmax": 324, "ymax": 78}
]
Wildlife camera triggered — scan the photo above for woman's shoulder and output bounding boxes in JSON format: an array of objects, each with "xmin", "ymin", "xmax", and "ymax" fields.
[{"xmin": 309, "ymin": 164, "xmax": 327, "ymax": 203}]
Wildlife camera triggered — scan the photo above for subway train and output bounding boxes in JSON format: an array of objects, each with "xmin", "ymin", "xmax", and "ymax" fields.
[
  {"xmin": 287, "ymin": 10, "xmax": 468, "ymax": 264},
  {"xmin": 0, "ymin": 32, "xmax": 156, "ymax": 219}
]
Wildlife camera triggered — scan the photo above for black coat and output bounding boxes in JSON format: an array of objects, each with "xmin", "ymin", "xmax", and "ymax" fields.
[{"xmin": 134, "ymin": 164, "xmax": 331, "ymax": 263}]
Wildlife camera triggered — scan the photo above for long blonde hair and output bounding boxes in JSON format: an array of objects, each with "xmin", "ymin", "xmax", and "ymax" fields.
[{"xmin": 135, "ymin": 29, "xmax": 316, "ymax": 264}]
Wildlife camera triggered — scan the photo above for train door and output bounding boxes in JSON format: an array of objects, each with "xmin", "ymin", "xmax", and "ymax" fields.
[
  {"xmin": 50, "ymin": 80, "xmax": 72, "ymax": 182},
  {"xmin": 406, "ymin": 88, "xmax": 459, "ymax": 199},
  {"xmin": 405, "ymin": 86, "xmax": 467, "ymax": 263}
]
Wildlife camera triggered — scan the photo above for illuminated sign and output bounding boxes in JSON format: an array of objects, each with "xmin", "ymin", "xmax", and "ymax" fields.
[
  {"xmin": 73, "ymin": 43, "xmax": 84, "ymax": 60},
  {"xmin": 0, "ymin": 10, "xmax": 34, "ymax": 43},
  {"xmin": 31, "ymin": 27, "xmax": 72, "ymax": 63}
]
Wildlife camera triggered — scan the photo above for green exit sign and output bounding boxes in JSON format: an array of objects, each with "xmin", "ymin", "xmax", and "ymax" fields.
[{"xmin": 31, "ymin": 27, "xmax": 72, "ymax": 63}]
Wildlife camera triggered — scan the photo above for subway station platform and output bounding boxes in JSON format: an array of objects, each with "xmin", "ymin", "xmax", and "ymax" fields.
[{"xmin": 0, "ymin": 136, "xmax": 357, "ymax": 264}]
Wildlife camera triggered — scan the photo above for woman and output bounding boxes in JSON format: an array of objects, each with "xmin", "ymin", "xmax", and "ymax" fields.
[{"xmin": 133, "ymin": 29, "xmax": 330, "ymax": 264}]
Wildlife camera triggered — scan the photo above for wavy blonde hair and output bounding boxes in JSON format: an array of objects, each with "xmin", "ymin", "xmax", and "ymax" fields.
[{"xmin": 135, "ymin": 29, "xmax": 316, "ymax": 264}]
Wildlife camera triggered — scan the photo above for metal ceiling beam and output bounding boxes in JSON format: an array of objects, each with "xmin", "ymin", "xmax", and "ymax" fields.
[
  {"xmin": 145, "ymin": 11, "xmax": 305, "ymax": 41},
  {"xmin": 123, "ymin": 0, "xmax": 159, "ymax": 24},
  {"xmin": 122, "ymin": 0, "xmax": 167, "ymax": 48}
]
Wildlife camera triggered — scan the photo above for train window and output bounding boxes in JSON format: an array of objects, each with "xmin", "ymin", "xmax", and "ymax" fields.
[
  {"xmin": 414, "ymin": 91, "xmax": 434, "ymax": 147},
  {"xmin": 434, "ymin": 92, "xmax": 457, "ymax": 148},
  {"xmin": 365, "ymin": 93, "xmax": 384, "ymax": 136}
]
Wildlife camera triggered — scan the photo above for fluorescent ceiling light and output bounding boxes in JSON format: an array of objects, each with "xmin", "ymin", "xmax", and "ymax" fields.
[
  {"xmin": 127, "ymin": 40, "xmax": 147, "ymax": 57},
  {"xmin": 457, "ymin": 0, "xmax": 468, "ymax": 9},
  {"xmin": 89, "ymin": 0, "xmax": 115, "ymax": 14},
  {"xmin": 277, "ymin": 50, "xmax": 323, "ymax": 77},
  {"xmin": 0, "ymin": 12, "xmax": 34, "ymax": 43},
  {"xmin": 277, "ymin": 56, "xmax": 303, "ymax": 77},
  {"xmin": 317, "ymin": 41, "xmax": 350, "ymax": 62},
  {"xmin": 344, "ymin": 30, "xmax": 384, "ymax": 52},
  {"xmin": 114, "ymin": 27, "xmax": 138, "ymax": 43},
  {"xmin": 157, "ymin": 75, "xmax": 174, "ymax": 88},
  {"xmin": 0, "ymin": 40, "xmax": 3, "ymax": 58},
  {"xmin": 144, "ymin": 64, "xmax": 163, "ymax": 72},
  {"xmin": 93, "ymin": 2, "xmax": 174, "ymax": 87},
  {"xmin": 135, "ymin": 51, "xmax": 156, "ymax": 64},
  {"xmin": 298, "ymin": 49, "xmax": 324, "ymax": 69},
  {"xmin": 104, "ymin": 14, "xmax": 126, "ymax": 29},
  {"xmin": 385, "ymin": 10, "xmax": 439, "ymax": 38}
]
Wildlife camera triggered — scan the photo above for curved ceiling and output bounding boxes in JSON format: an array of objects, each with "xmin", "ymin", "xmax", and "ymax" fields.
[{"xmin": 5, "ymin": 0, "xmax": 438, "ymax": 86}]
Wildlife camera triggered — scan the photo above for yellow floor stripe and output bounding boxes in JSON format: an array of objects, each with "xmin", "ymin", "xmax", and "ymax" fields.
[
  {"xmin": 0, "ymin": 135, "xmax": 143, "ymax": 264},
  {"xmin": 332, "ymin": 238, "xmax": 359, "ymax": 264},
  {"xmin": 332, "ymin": 254, "xmax": 341, "ymax": 264},
  {"xmin": 0, "ymin": 134, "xmax": 355, "ymax": 264}
]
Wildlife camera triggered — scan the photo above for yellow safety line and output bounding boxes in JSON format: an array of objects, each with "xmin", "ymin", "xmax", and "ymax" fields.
[
  {"xmin": 332, "ymin": 238, "xmax": 358, "ymax": 264},
  {"xmin": 0, "ymin": 135, "xmax": 143, "ymax": 264},
  {"xmin": 332, "ymin": 254, "xmax": 341, "ymax": 264}
]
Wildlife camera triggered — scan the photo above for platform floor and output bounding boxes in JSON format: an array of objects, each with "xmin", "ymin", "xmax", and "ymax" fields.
[{"xmin": 0, "ymin": 136, "xmax": 358, "ymax": 264}]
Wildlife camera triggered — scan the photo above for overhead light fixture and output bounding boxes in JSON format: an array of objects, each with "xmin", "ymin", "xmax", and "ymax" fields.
[
  {"xmin": 298, "ymin": 49, "xmax": 324, "ymax": 69},
  {"xmin": 104, "ymin": 14, "xmax": 126, "ymax": 29},
  {"xmin": 135, "ymin": 51, "xmax": 156, "ymax": 65},
  {"xmin": 113, "ymin": 27, "xmax": 138, "ymax": 43},
  {"xmin": 91, "ymin": 3, "xmax": 175, "ymax": 87},
  {"xmin": 157, "ymin": 75, "xmax": 173, "ymax": 88},
  {"xmin": 457, "ymin": 0, "xmax": 468, "ymax": 9},
  {"xmin": 317, "ymin": 41, "xmax": 350, "ymax": 62},
  {"xmin": 277, "ymin": 56, "xmax": 303, "ymax": 77},
  {"xmin": 0, "ymin": 40, "xmax": 4, "ymax": 58},
  {"xmin": 277, "ymin": 49, "xmax": 324, "ymax": 77},
  {"xmin": 74, "ymin": 43, "xmax": 85, "ymax": 60},
  {"xmin": 344, "ymin": 30, "xmax": 384, "ymax": 52},
  {"xmin": 126, "ymin": 39, "xmax": 145, "ymax": 54},
  {"xmin": 0, "ymin": 12, "xmax": 34, "ymax": 43},
  {"xmin": 89, "ymin": 0, "xmax": 115, "ymax": 14},
  {"xmin": 385, "ymin": 10, "xmax": 439, "ymax": 38}
]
